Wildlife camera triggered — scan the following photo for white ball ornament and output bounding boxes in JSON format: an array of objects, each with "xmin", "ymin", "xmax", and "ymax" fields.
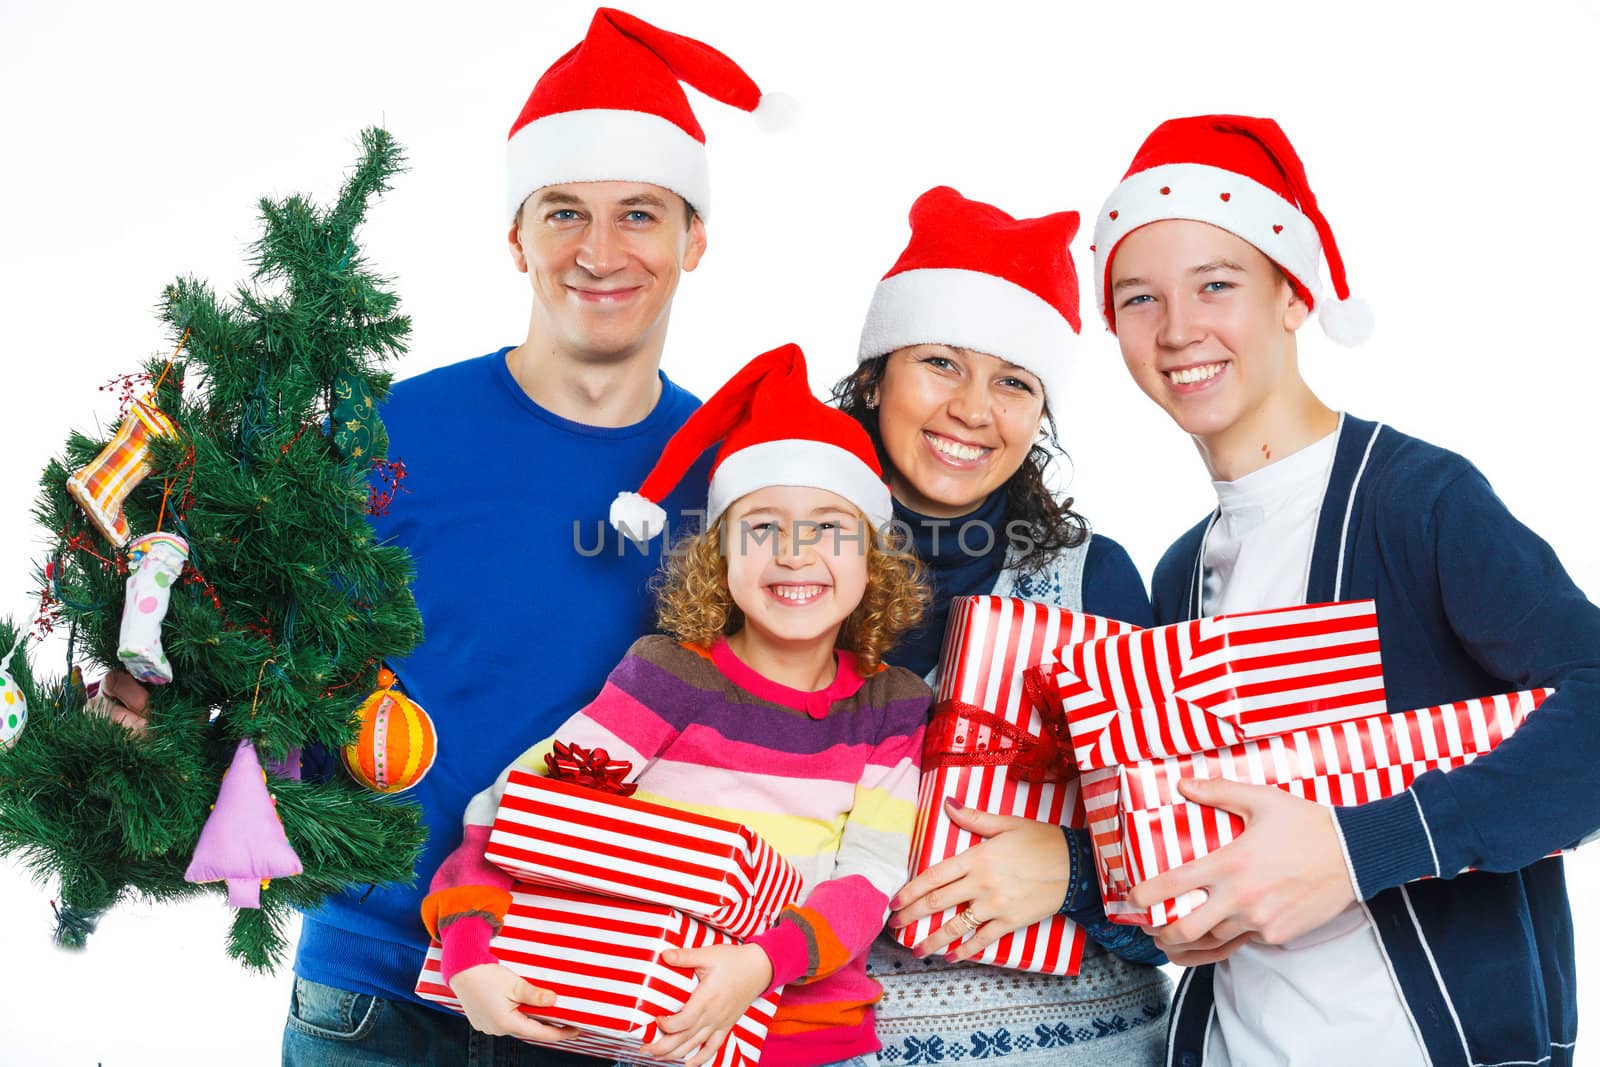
[{"xmin": 0, "ymin": 636, "xmax": 29, "ymax": 750}]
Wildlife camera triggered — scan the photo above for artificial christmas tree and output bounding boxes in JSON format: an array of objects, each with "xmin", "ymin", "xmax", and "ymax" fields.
[{"xmin": 0, "ymin": 127, "xmax": 425, "ymax": 969}]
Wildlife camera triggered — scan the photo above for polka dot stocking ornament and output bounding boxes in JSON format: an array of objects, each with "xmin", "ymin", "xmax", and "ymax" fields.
[{"xmin": 117, "ymin": 532, "xmax": 189, "ymax": 684}]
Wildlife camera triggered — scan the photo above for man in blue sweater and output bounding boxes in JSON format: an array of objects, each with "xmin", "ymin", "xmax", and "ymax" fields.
[
  {"xmin": 1090, "ymin": 115, "xmax": 1598, "ymax": 1066},
  {"xmin": 275, "ymin": 10, "xmax": 803, "ymax": 1064},
  {"xmin": 280, "ymin": 11, "xmax": 802, "ymax": 1065}
]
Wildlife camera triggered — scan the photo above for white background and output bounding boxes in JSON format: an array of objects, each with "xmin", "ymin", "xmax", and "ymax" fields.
[{"xmin": 2, "ymin": 1, "xmax": 1597, "ymax": 1063}]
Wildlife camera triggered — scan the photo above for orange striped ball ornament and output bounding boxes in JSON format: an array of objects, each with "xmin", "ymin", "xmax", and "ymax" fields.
[{"xmin": 343, "ymin": 668, "xmax": 437, "ymax": 793}]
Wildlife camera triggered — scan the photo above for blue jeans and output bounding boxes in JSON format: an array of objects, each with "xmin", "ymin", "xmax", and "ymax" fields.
[{"xmin": 282, "ymin": 975, "xmax": 597, "ymax": 1066}]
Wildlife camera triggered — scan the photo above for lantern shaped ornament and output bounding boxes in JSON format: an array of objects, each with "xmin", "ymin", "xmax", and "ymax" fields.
[{"xmin": 343, "ymin": 668, "xmax": 437, "ymax": 793}]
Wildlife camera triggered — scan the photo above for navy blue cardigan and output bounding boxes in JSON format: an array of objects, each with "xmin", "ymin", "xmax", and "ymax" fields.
[{"xmin": 1151, "ymin": 415, "xmax": 1596, "ymax": 1067}]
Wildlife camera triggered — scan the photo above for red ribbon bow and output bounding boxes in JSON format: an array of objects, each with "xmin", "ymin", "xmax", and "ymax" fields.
[
  {"xmin": 544, "ymin": 740, "xmax": 638, "ymax": 797},
  {"xmin": 921, "ymin": 666, "xmax": 1076, "ymax": 783}
]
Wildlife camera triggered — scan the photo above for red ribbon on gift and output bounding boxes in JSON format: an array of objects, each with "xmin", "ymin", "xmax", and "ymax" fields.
[
  {"xmin": 922, "ymin": 681, "xmax": 1075, "ymax": 783},
  {"xmin": 544, "ymin": 740, "xmax": 638, "ymax": 797}
]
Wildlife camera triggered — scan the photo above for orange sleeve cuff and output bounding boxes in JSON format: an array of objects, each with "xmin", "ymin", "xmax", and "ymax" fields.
[{"xmin": 420, "ymin": 885, "xmax": 514, "ymax": 940}]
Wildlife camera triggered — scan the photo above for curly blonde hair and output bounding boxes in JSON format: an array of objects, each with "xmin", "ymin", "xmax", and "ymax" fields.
[{"xmin": 654, "ymin": 514, "xmax": 930, "ymax": 675}]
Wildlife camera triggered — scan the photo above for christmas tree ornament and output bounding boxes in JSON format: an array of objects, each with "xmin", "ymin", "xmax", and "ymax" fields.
[
  {"xmin": 343, "ymin": 668, "xmax": 436, "ymax": 794},
  {"xmin": 58, "ymin": 664, "xmax": 88, "ymax": 717},
  {"xmin": 331, "ymin": 368, "xmax": 375, "ymax": 460},
  {"xmin": 116, "ymin": 532, "xmax": 189, "ymax": 685},
  {"xmin": 184, "ymin": 739, "xmax": 303, "ymax": 908},
  {"xmin": 0, "ymin": 634, "xmax": 29, "ymax": 750},
  {"xmin": 65, "ymin": 393, "xmax": 178, "ymax": 546}
]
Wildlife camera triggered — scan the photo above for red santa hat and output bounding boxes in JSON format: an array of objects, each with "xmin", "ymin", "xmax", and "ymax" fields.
[
  {"xmin": 1092, "ymin": 115, "xmax": 1372, "ymax": 346},
  {"xmin": 505, "ymin": 7, "xmax": 792, "ymax": 221},
  {"xmin": 858, "ymin": 187, "xmax": 1082, "ymax": 401},
  {"xmin": 610, "ymin": 344, "xmax": 892, "ymax": 543}
]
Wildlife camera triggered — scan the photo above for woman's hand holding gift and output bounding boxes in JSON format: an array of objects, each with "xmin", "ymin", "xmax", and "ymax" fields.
[{"xmin": 888, "ymin": 799, "xmax": 1073, "ymax": 962}]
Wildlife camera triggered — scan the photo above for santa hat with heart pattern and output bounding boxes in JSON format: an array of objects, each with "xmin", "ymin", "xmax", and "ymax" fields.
[{"xmin": 1092, "ymin": 115, "xmax": 1372, "ymax": 346}]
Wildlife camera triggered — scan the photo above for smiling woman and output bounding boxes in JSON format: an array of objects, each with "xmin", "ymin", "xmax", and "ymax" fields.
[{"xmin": 835, "ymin": 187, "xmax": 1170, "ymax": 1064}]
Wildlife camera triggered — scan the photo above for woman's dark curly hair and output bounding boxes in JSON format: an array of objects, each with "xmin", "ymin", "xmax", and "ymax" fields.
[{"xmin": 830, "ymin": 355, "xmax": 1089, "ymax": 576}]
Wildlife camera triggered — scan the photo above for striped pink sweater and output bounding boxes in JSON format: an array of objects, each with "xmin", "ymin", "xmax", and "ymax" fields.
[{"xmin": 422, "ymin": 634, "xmax": 931, "ymax": 1066}]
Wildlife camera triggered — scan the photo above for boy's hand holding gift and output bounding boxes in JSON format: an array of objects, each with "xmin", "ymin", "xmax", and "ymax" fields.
[{"xmin": 1128, "ymin": 777, "xmax": 1354, "ymax": 964}]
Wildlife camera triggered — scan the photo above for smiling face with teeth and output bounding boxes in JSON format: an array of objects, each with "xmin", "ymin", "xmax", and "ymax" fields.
[
  {"xmin": 872, "ymin": 345, "xmax": 1046, "ymax": 519},
  {"xmin": 721, "ymin": 485, "xmax": 871, "ymax": 681},
  {"xmin": 1109, "ymin": 219, "xmax": 1333, "ymax": 480}
]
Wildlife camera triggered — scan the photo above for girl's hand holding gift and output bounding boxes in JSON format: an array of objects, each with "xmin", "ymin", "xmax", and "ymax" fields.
[
  {"xmin": 447, "ymin": 962, "xmax": 578, "ymax": 1044},
  {"xmin": 643, "ymin": 943, "xmax": 773, "ymax": 1066}
]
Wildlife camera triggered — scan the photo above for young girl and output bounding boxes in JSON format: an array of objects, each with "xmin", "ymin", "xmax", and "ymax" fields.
[{"xmin": 421, "ymin": 343, "xmax": 933, "ymax": 1067}]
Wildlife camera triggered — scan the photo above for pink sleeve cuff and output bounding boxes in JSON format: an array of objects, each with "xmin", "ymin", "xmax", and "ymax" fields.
[
  {"xmin": 748, "ymin": 917, "xmax": 809, "ymax": 993},
  {"xmin": 439, "ymin": 914, "xmax": 500, "ymax": 986}
]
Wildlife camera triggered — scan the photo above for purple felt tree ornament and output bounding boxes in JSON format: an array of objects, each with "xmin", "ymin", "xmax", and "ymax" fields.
[{"xmin": 184, "ymin": 739, "xmax": 303, "ymax": 907}]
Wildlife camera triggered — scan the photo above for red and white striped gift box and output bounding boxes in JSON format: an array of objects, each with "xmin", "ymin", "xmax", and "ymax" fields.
[
  {"xmin": 416, "ymin": 883, "xmax": 781, "ymax": 1066},
  {"xmin": 895, "ymin": 596, "xmax": 1138, "ymax": 975},
  {"xmin": 486, "ymin": 770, "xmax": 803, "ymax": 941},
  {"xmin": 1079, "ymin": 689, "xmax": 1554, "ymax": 926},
  {"xmin": 1052, "ymin": 600, "xmax": 1387, "ymax": 772}
]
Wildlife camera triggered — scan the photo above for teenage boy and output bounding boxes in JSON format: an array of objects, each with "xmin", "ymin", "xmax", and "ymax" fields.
[{"xmin": 1093, "ymin": 115, "xmax": 1599, "ymax": 1067}]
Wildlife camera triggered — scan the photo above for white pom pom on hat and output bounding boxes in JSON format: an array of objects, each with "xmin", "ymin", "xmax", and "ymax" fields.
[
  {"xmin": 752, "ymin": 91, "xmax": 800, "ymax": 133},
  {"xmin": 1318, "ymin": 294, "xmax": 1374, "ymax": 347},
  {"xmin": 609, "ymin": 492, "xmax": 669, "ymax": 546}
]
